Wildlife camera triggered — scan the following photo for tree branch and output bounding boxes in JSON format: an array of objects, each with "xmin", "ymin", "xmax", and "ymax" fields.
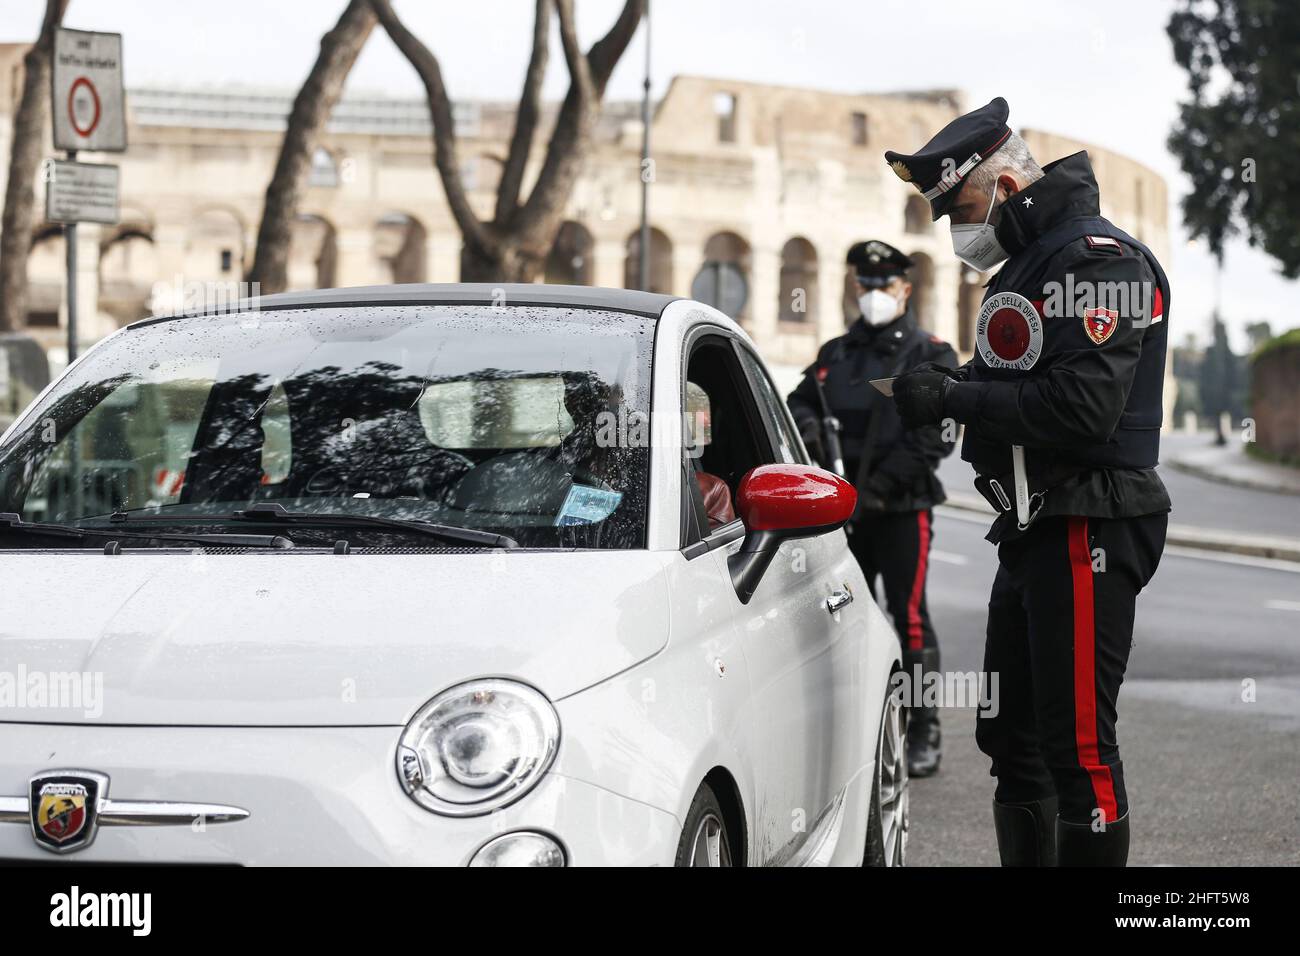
[
  {"xmin": 370, "ymin": 0, "xmax": 489, "ymax": 251},
  {"xmin": 247, "ymin": 0, "xmax": 376, "ymax": 293},
  {"xmin": 556, "ymin": 0, "xmax": 596, "ymax": 109},
  {"xmin": 494, "ymin": 0, "xmax": 551, "ymax": 225},
  {"xmin": 0, "ymin": 0, "xmax": 70, "ymax": 331},
  {"xmin": 516, "ymin": 0, "xmax": 643, "ymax": 244}
]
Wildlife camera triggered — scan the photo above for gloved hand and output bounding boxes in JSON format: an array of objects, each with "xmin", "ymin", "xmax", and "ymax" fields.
[
  {"xmin": 892, "ymin": 369, "xmax": 953, "ymax": 429},
  {"xmin": 909, "ymin": 361, "xmax": 968, "ymax": 383},
  {"xmin": 854, "ymin": 485, "xmax": 888, "ymax": 513}
]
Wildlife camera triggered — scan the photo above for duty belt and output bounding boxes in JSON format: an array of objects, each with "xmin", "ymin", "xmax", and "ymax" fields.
[{"xmin": 972, "ymin": 464, "xmax": 1084, "ymax": 530}]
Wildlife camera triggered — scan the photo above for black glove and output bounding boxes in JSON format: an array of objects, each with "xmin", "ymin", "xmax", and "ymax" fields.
[
  {"xmin": 892, "ymin": 369, "xmax": 953, "ymax": 429},
  {"xmin": 909, "ymin": 361, "xmax": 968, "ymax": 383},
  {"xmin": 854, "ymin": 485, "xmax": 888, "ymax": 514}
]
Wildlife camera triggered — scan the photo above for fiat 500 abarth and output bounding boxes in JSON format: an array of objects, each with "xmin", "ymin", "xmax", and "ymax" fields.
[{"xmin": 0, "ymin": 284, "xmax": 905, "ymax": 866}]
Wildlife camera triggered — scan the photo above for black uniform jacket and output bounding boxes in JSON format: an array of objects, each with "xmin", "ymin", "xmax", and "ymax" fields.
[
  {"xmin": 789, "ymin": 309, "xmax": 958, "ymax": 513},
  {"xmin": 942, "ymin": 151, "xmax": 1172, "ymax": 541}
]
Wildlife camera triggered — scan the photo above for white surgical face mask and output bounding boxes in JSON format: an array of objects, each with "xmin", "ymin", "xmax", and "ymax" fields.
[
  {"xmin": 950, "ymin": 181, "xmax": 1010, "ymax": 272},
  {"xmin": 857, "ymin": 289, "xmax": 901, "ymax": 326}
]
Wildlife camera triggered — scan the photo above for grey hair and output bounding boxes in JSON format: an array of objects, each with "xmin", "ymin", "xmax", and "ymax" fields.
[{"xmin": 964, "ymin": 132, "xmax": 1044, "ymax": 197}]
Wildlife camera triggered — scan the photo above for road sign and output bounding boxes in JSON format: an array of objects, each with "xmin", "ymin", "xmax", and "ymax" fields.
[
  {"xmin": 45, "ymin": 160, "xmax": 119, "ymax": 225},
  {"xmin": 691, "ymin": 261, "xmax": 748, "ymax": 320},
  {"xmin": 51, "ymin": 28, "xmax": 126, "ymax": 153}
]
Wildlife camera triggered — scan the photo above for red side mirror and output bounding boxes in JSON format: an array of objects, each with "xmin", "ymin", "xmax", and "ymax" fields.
[
  {"xmin": 735, "ymin": 463, "xmax": 857, "ymax": 534},
  {"xmin": 729, "ymin": 464, "xmax": 857, "ymax": 604}
]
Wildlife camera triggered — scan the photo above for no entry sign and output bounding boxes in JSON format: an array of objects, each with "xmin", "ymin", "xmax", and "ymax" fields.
[{"xmin": 51, "ymin": 28, "xmax": 126, "ymax": 153}]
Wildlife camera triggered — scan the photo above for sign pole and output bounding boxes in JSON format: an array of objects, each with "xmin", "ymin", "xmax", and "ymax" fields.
[
  {"xmin": 637, "ymin": 0, "xmax": 651, "ymax": 291},
  {"xmin": 63, "ymin": 150, "xmax": 78, "ymax": 363}
]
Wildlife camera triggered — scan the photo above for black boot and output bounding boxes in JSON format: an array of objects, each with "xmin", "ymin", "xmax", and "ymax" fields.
[
  {"xmin": 1057, "ymin": 814, "xmax": 1130, "ymax": 867},
  {"xmin": 907, "ymin": 706, "xmax": 942, "ymax": 777},
  {"xmin": 904, "ymin": 648, "xmax": 942, "ymax": 777},
  {"xmin": 992, "ymin": 797, "xmax": 1059, "ymax": 866}
]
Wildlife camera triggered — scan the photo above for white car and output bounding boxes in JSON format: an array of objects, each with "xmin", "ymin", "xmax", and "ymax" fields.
[{"xmin": 0, "ymin": 284, "xmax": 905, "ymax": 866}]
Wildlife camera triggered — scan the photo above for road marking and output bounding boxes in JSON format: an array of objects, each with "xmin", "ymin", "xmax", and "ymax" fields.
[
  {"xmin": 935, "ymin": 505, "xmax": 994, "ymax": 526},
  {"xmin": 1164, "ymin": 545, "xmax": 1300, "ymax": 575},
  {"xmin": 935, "ymin": 507, "xmax": 1300, "ymax": 574},
  {"xmin": 1265, "ymin": 599, "xmax": 1300, "ymax": 612},
  {"xmin": 930, "ymin": 549, "xmax": 969, "ymax": 566}
]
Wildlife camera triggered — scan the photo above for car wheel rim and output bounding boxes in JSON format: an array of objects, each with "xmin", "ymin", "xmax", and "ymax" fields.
[
  {"xmin": 878, "ymin": 691, "xmax": 909, "ymax": 866},
  {"xmin": 688, "ymin": 812, "xmax": 732, "ymax": 867}
]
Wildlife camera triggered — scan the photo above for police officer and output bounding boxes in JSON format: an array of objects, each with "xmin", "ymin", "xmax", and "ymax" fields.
[
  {"xmin": 787, "ymin": 240, "xmax": 957, "ymax": 778},
  {"xmin": 885, "ymin": 98, "xmax": 1171, "ymax": 866}
]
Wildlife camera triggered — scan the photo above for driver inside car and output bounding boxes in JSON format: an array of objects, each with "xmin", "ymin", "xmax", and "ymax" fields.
[{"xmin": 686, "ymin": 381, "xmax": 735, "ymax": 529}]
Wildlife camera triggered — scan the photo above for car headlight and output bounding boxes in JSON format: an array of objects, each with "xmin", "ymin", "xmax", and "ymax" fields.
[
  {"xmin": 396, "ymin": 679, "xmax": 559, "ymax": 816},
  {"xmin": 469, "ymin": 831, "xmax": 566, "ymax": 867}
]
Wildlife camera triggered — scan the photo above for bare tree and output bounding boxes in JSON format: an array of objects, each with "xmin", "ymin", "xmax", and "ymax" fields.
[
  {"xmin": 0, "ymin": 0, "xmax": 70, "ymax": 332},
  {"xmin": 370, "ymin": 0, "xmax": 644, "ymax": 282},
  {"xmin": 247, "ymin": 0, "xmax": 377, "ymax": 295}
]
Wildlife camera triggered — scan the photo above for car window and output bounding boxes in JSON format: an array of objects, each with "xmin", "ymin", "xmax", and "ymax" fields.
[
  {"xmin": 260, "ymin": 379, "xmax": 293, "ymax": 485},
  {"xmin": 419, "ymin": 375, "xmax": 575, "ymax": 449},
  {"xmin": 735, "ymin": 346, "xmax": 806, "ymax": 465},
  {"xmin": 0, "ymin": 306, "xmax": 654, "ymax": 550},
  {"xmin": 23, "ymin": 355, "xmax": 216, "ymax": 518},
  {"xmin": 681, "ymin": 333, "xmax": 775, "ymax": 543}
]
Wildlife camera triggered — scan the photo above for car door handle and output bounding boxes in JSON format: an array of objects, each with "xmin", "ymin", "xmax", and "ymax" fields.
[{"xmin": 825, "ymin": 586, "xmax": 854, "ymax": 614}]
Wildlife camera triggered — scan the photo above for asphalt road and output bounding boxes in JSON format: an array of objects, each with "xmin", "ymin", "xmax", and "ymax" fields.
[
  {"xmin": 936, "ymin": 436, "xmax": 1300, "ymax": 542},
  {"xmin": 906, "ymin": 489, "xmax": 1300, "ymax": 866}
]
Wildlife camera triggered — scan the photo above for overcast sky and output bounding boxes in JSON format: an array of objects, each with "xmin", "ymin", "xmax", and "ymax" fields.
[{"xmin": 4, "ymin": 0, "xmax": 1295, "ymax": 349}]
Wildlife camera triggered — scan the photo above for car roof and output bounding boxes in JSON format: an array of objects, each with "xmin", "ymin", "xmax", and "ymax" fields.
[{"xmin": 134, "ymin": 283, "xmax": 681, "ymax": 327}]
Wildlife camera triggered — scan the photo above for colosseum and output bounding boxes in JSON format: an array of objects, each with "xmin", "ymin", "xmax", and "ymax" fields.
[{"xmin": 0, "ymin": 45, "xmax": 1169, "ymax": 388}]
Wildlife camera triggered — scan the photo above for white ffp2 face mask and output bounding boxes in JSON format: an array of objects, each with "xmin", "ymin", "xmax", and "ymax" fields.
[
  {"xmin": 950, "ymin": 181, "xmax": 1010, "ymax": 272},
  {"xmin": 857, "ymin": 289, "xmax": 901, "ymax": 326}
]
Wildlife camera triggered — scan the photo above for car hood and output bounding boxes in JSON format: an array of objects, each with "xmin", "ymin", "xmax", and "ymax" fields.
[{"xmin": 0, "ymin": 551, "xmax": 673, "ymax": 726}]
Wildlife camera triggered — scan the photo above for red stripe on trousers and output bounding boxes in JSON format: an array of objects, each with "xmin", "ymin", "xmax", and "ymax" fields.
[
  {"xmin": 1067, "ymin": 517, "xmax": 1119, "ymax": 822},
  {"xmin": 906, "ymin": 511, "xmax": 930, "ymax": 651}
]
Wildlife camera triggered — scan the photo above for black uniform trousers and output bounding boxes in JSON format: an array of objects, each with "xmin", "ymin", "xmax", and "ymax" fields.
[
  {"xmin": 975, "ymin": 512, "xmax": 1167, "ymax": 825},
  {"xmin": 848, "ymin": 509, "xmax": 937, "ymax": 657}
]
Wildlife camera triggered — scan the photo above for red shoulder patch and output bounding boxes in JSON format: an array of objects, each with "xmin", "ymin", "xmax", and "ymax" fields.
[
  {"xmin": 1084, "ymin": 235, "xmax": 1122, "ymax": 251},
  {"xmin": 1083, "ymin": 307, "xmax": 1118, "ymax": 345}
]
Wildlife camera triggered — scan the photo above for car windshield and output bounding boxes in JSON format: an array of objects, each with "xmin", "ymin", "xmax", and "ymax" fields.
[{"xmin": 0, "ymin": 305, "xmax": 654, "ymax": 549}]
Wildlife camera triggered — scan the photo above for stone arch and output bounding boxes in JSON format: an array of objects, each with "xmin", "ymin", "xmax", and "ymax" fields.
[
  {"xmin": 289, "ymin": 213, "xmax": 338, "ymax": 290},
  {"xmin": 904, "ymin": 194, "xmax": 931, "ymax": 235},
  {"xmin": 99, "ymin": 212, "xmax": 160, "ymax": 325},
  {"xmin": 25, "ymin": 226, "xmax": 66, "ymax": 328},
  {"xmin": 958, "ymin": 264, "xmax": 983, "ymax": 353},
  {"xmin": 907, "ymin": 250, "xmax": 935, "ymax": 331},
  {"xmin": 185, "ymin": 206, "xmax": 246, "ymax": 280},
  {"xmin": 544, "ymin": 220, "xmax": 594, "ymax": 286},
  {"xmin": 624, "ymin": 226, "xmax": 673, "ymax": 293},
  {"xmin": 841, "ymin": 243, "xmax": 860, "ymax": 322},
  {"xmin": 694, "ymin": 230, "xmax": 751, "ymax": 322},
  {"xmin": 308, "ymin": 146, "xmax": 341, "ymax": 188},
  {"xmin": 374, "ymin": 212, "xmax": 427, "ymax": 284},
  {"xmin": 778, "ymin": 236, "xmax": 818, "ymax": 325}
]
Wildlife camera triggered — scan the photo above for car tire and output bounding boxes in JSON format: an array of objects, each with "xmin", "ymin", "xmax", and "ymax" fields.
[
  {"xmin": 864, "ymin": 679, "xmax": 909, "ymax": 867},
  {"xmin": 675, "ymin": 782, "xmax": 734, "ymax": 867}
]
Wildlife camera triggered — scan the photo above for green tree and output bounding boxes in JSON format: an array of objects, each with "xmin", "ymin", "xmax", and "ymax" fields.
[
  {"xmin": 1167, "ymin": 0, "xmax": 1300, "ymax": 277},
  {"xmin": 1244, "ymin": 320, "xmax": 1274, "ymax": 352}
]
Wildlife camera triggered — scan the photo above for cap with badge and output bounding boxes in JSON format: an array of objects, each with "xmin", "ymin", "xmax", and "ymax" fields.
[
  {"xmin": 846, "ymin": 240, "xmax": 913, "ymax": 289},
  {"xmin": 884, "ymin": 97, "xmax": 1012, "ymax": 222}
]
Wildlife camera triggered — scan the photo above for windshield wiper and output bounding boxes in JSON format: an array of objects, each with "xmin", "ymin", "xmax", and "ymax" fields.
[
  {"xmin": 231, "ymin": 503, "xmax": 518, "ymax": 549},
  {"xmin": 0, "ymin": 513, "xmax": 294, "ymax": 550}
]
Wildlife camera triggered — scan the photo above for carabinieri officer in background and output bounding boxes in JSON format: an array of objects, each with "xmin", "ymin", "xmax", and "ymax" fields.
[
  {"xmin": 885, "ymin": 98, "xmax": 1171, "ymax": 866},
  {"xmin": 787, "ymin": 240, "xmax": 957, "ymax": 778}
]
